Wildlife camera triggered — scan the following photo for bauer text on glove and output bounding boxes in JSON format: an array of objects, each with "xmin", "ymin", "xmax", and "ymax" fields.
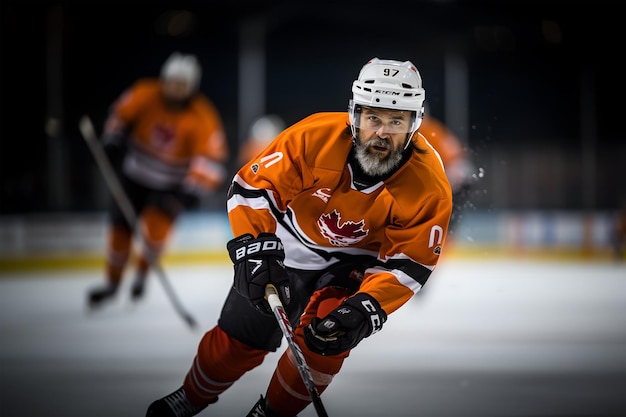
[
  {"xmin": 227, "ymin": 232, "xmax": 291, "ymax": 315},
  {"xmin": 303, "ymin": 292, "xmax": 387, "ymax": 355}
]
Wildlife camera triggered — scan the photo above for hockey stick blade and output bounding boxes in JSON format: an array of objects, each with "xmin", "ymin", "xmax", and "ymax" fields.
[
  {"xmin": 79, "ymin": 115, "xmax": 198, "ymax": 330},
  {"xmin": 265, "ymin": 285, "xmax": 329, "ymax": 417}
]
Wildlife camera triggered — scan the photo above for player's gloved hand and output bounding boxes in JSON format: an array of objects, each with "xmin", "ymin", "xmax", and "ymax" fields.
[
  {"xmin": 177, "ymin": 182, "xmax": 202, "ymax": 209},
  {"xmin": 227, "ymin": 232, "xmax": 290, "ymax": 315},
  {"xmin": 101, "ymin": 132, "xmax": 126, "ymax": 169},
  {"xmin": 304, "ymin": 292, "xmax": 387, "ymax": 356}
]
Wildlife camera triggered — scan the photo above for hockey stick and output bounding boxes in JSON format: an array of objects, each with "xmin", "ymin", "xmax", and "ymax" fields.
[
  {"xmin": 265, "ymin": 285, "xmax": 329, "ymax": 417},
  {"xmin": 79, "ymin": 115, "xmax": 198, "ymax": 330}
]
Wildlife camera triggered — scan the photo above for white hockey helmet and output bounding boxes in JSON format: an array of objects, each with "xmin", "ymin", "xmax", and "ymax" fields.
[
  {"xmin": 249, "ymin": 115, "xmax": 285, "ymax": 144},
  {"xmin": 349, "ymin": 58, "xmax": 426, "ymax": 143},
  {"xmin": 160, "ymin": 52, "xmax": 201, "ymax": 93}
]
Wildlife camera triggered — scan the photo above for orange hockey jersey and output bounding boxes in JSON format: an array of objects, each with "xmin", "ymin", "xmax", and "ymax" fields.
[
  {"xmin": 227, "ymin": 112, "xmax": 452, "ymax": 315},
  {"xmin": 418, "ymin": 116, "xmax": 464, "ymax": 166},
  {"xmin": 104, "ymin": 79, "xmax": 229, "ymax": 192}
]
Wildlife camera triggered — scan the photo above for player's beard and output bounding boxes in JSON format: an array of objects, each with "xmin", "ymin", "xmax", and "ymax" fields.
[{"xmin": 354, "ymin": 136, "xmax": 404, "ymax": 177}]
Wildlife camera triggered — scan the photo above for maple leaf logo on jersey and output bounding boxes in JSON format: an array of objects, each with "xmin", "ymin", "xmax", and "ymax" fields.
[
  {"xmin": 151, "ymin": 124, "xmax": 176, "ymax": 148},
  {"xmin": 317, "ymin": 209, "xmax": 369, "ymax": 247}
]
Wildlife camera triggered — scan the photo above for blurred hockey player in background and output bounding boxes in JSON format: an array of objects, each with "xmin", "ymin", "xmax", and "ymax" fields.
[
  {"xmin": 418, "ymin": 108, "xmax": 475, "ymax": 238},
  {"xmin": 237, "ymin": 114, "xmax": 286, "ymax": 168},
  {"xmin": 87, "ymin": 52, "xmax": 229, "ymax": 308},
  {"xmin": 145, "ymin": 57, "xmax": 452, "ymax": 417}
]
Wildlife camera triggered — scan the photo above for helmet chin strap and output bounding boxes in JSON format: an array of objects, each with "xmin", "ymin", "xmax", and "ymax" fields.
[
  {"xmin": 403, "ymin": 133, "xmax": 413, "ymax": 150},
  {"xmin": 350, "ymin": 127, "xmax": 358, "ymax": 144},
  {"xmin": 403, "ymin": 111, "xmax": 423, "ymax": 150}
]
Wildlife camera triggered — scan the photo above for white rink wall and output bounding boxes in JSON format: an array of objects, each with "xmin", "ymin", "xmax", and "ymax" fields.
[
  {"xmin": 0, "ymin": 211, "xmax": 232, "ymax": 259},
  {"xmin": 0, "ymin": 210, "xmax": 619, "ymax": 262}
]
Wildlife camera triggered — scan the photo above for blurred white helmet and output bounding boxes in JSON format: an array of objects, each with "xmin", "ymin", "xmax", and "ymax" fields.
[
  {"xmin": 160, "ymin": 52, "xmax": 201, "ymax": 92},
  {"xmin": 249, "ymin": 115, "xmax": 285, "ymax": 144},
  {"xmin": 349, "ymin": 58, "xmax": 426, "ymax": 142}
]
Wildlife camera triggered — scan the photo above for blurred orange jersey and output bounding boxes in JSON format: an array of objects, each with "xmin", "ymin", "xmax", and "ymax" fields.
[
  {"xmin": 419, "ymin": 116, "xmax": 465, "ymax": 165},
  {"xmin": 105, "ymin": 79, "xmax": 229, "ymax": 191},
  {"xmin": 419, "ymin": 115, "xmax": 472, "ymax": 192},
  {"xmin": 227, "ymin": 112, "xmax": 452, "ymax": 315}
]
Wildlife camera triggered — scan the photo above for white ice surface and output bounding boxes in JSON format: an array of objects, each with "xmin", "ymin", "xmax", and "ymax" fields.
[{"xmin": 1, "ymin": 258, "xmax": 625, "ymax": 417}]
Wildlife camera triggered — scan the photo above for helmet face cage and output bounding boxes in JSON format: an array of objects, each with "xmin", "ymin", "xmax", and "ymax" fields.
[{"xmin": 350, "ymin": 58, "xmax": 425, "ymax": 144}]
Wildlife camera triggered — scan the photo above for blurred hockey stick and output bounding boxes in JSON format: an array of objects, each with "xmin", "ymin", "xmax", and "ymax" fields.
[
  {"xmin": 265, "ymin": 285, "xmax": 329, "ymax": 417},
  {"xmin": 79, "ymin": 115, "xmax": 198, "ymax": 330}
]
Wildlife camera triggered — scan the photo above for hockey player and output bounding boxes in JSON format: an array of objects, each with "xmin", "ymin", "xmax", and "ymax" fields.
[
  {"xmin": 146, "ymin": 57, "xmax": 452, "ymax": 417},
  {"xmin": 87, "ymin": 52, "xmax": 229, "ymax": 307},
  {"xmin": 241, "ymin": 113, "xmax": 472, "ymax": 234}
]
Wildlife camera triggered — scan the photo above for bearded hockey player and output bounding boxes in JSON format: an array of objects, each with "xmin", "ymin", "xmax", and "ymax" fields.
[{"xmin": 146, "ymin": 57, "xmax": 452, "ymax": 417}]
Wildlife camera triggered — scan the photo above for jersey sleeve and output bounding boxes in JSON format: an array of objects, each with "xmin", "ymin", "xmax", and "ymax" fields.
[
  {"xmin": 190, "ymin": 96, "xmax": 229, "ymax": 162},
  {"xmin": 184, "ymin": 96, "xmax": 230, "ymax": 192},
  {"xmin": 102, "ymin": 80, "xmax": 156, "ymax": 137},
  {"xmin": 227, "ymin": 127, "xmax": 310, "ymax": 237},
  {"xmin": 359, "ymin": 191, "xmax": 452, "ymax": 315}
]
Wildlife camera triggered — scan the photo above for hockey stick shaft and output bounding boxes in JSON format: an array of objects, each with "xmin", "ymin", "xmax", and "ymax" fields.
[
  {"xmin": 79, "ymin": 115, "xmax": 197, "ymax": 329},
  {"xmin": 265, "ymin": 285, "xmax": 329, "ymax": 417}
]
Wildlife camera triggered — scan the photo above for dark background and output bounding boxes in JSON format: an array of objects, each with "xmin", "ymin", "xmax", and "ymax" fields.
[{"xmin": 1, "ymin": 0, "xmax": 625, "ymax": 214}]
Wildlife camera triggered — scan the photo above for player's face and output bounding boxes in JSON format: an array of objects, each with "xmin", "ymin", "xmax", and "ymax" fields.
[
  {"xmin": 354, "ymin": 106, "xmax": 412, "ymax": 176},
  {"xmin": 161, "ymin": 78, "xmax": 194, "ymax": 107}
]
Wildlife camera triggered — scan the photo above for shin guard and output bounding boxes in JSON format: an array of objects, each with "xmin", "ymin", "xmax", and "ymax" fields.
[
  {"xmin": 106, "ymin": 225, "xmax": 132, "ymax": 285},
  {"xmin": 183, "ymin": 325, "xmax": 269, "ymax": 406}
]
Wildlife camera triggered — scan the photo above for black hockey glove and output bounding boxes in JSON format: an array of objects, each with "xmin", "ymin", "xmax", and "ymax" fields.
[
  {"xmin": 177, "ymin": 183, "xmax": 201, "ymax": 209},
  {"xmin": 227, "ymin": 232, "xmax": 291, "ymax": 315},
  {"xmin": 101, "ymin": 132, "xmax": 126, "ymax": 169},
  {"xmin": 304, "ymin": 292, "xmax": 387, "ymax": 356}
]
